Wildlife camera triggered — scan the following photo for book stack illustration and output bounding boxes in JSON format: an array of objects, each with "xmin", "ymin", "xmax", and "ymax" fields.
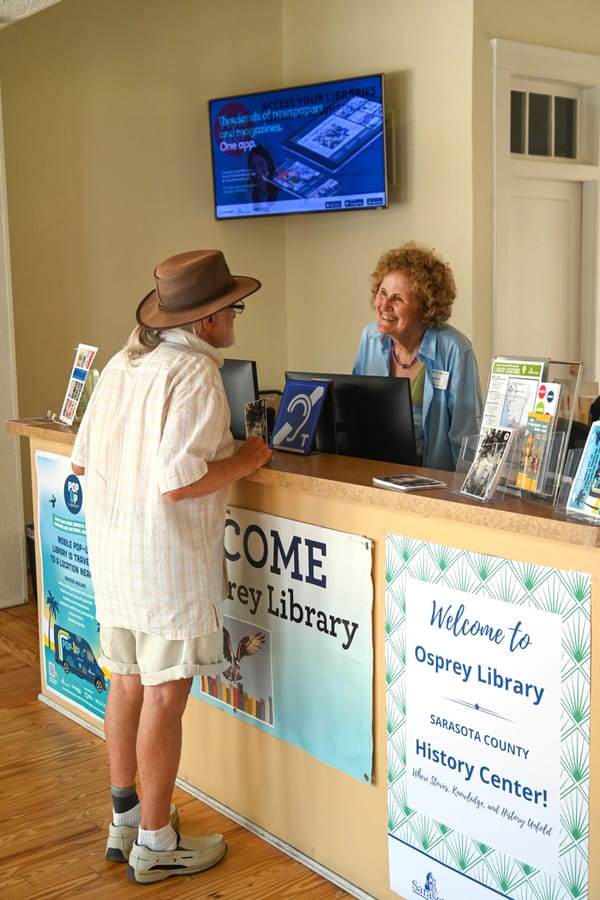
[{"xmin": 199, "ymin": 618, "xmax": 275, "ymax": 725}]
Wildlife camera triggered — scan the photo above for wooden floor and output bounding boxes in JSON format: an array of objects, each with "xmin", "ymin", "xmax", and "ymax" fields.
[{"xmin": 0, "ymin": 596, "xmax": 353, "ymax": 900}]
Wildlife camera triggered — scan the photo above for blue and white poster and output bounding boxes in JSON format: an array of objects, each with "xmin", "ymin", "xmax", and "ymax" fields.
[
  {"xmin": 191, "ymin": 506, "xmax": 374, "ymax": 782},
  {"xmin": 35, "ymin": 450, "xmax": 107, "ymax": 721},
  {"xmin": 386, "ymin": 537, "xmax": 590, "ymax": 899}
]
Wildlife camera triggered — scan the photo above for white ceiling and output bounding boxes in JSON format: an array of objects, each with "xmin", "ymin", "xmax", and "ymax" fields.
[{"xmin": 0, "ymin": 0, "xmax": 63, "ymax": 27}]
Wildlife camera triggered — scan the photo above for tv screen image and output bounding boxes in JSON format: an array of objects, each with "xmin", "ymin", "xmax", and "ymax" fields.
[
  {"xmin": 285, "ymin": 372, "xmax": 416, "ymax": 466},
  {"xmin": 209, "ymin": 73, "xmax": 387, "ymax": 220}
]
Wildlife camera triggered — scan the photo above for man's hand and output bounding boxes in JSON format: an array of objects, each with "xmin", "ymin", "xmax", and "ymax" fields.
[{"xmin": 234, "ymin": 436, "xmax": 273, "ymax": 474}]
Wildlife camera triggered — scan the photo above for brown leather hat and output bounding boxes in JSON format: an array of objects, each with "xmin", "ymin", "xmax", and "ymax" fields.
[{"xmin": 136, "ymin": 249, "xmax": 261, "ymax": 329}]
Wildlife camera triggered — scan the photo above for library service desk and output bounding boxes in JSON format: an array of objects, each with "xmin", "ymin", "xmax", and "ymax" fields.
[{"xmin": 8, "ymin": 417, "xmax": 600, "ymax": 900}]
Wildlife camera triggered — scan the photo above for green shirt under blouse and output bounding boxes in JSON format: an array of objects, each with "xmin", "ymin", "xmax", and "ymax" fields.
[{"xmin": 411, "ymin": 366, "xmax": 426, "ymax": 464}]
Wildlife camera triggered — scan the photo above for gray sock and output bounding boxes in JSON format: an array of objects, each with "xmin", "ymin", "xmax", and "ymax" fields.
[{"xmin": 111, "ymin": 784, "xmax": 140, "ymax": 825}]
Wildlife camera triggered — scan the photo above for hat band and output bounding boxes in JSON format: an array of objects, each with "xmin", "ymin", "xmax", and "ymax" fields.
[{"xmin": 157, "ymin": 275, "xmax": 236, "ymax": 313}]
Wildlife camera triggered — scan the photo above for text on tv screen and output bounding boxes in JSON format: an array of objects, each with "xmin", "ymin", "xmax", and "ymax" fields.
[{"xmin": 209, "ymin": 74, "xmax": 388, "ymax": 220}]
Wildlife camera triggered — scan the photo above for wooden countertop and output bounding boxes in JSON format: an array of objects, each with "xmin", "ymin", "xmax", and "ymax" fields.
[
  {"xmin": 8, "ymin": 417, "xmax": 600, "ymax": 548},
  {"xmin": 7, "ymin": 416, "xmax": 78, "ymax": 446}
]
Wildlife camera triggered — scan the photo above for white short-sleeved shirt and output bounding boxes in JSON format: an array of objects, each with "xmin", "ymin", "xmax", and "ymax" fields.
[{"xmin": 71, "ymin": 329, "xmax": 234, "ymax": 639}]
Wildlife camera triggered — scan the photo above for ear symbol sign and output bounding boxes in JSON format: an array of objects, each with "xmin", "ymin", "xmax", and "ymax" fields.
[{"xmin": 271, "ymin": 385, "xmax": 325, "ymax": 446}]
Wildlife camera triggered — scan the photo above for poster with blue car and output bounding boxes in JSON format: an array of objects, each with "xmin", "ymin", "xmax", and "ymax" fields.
[{"xmin": 35, "ymin": 450, "xmax": 107, "ymax": 722}]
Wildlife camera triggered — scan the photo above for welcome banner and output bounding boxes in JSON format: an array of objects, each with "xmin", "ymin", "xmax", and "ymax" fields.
[
  {"xmin": 192, "ymin": 506, "xmax": 374, "ymax": 782},
  {"xmin": 386, "ymin": 536, "xmax": 590, "ymax": 900}
]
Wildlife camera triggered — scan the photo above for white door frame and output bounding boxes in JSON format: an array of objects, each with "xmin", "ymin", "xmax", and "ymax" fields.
[
  {"xmin": 491, "ymin": 38, "xmax": 600, "ymax": 383},
  {"xmin": 0, "ymin": 85, "xmax": 27, "ymax": 607}
]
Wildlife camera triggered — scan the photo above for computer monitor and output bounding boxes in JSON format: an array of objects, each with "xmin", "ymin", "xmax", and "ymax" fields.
[
  {"xmin": 221, "ymin": 358, "xmax": 259, "ymax": 440},
  {"xmin": 285, "ymin": 371, "xmax": 417, "ymax": 465}
]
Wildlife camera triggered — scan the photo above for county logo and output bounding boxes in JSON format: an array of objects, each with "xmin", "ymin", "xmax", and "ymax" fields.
[{"xmin": 411, "ymin": 871, "xmax": 445, "ymax": 900}]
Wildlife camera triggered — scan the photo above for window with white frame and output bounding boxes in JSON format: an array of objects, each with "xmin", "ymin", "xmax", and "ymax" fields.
[{"xmin": 510, "ymin": 79, "xmax": 581, "ymax": 159}]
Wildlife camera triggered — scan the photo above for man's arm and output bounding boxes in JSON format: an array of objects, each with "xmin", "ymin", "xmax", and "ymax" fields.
[
  {"xmin": 71, "ymin": 438, "xmax": 272, "ymax": 500},
  {"xmin": 164, "ymin": 436, "xmax": 272, "ymax": 502}
]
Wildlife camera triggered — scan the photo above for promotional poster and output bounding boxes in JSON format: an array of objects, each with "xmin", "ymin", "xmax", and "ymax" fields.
[
  {"xmin": 386, "ymin": 536, "xmax": 590, "ymax": 899},
  {"xmin": 35, "ymin": 451, "xmax": 107, "ymax": 722},
  {"xmin": 192, "ymin": 506, "xmax": 374, "ymax": 782}
]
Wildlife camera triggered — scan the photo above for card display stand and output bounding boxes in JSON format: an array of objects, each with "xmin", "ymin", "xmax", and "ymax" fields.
[
  {"xmin": 505, "ymin": 359, "xmax": 583, "ymax": 505},
  {"xmin": 454, "ymin": 358, "xmax": 584, "ymax": 505}
]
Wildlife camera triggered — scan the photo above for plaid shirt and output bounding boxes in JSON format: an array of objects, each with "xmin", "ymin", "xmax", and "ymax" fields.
[{"xmin": 71, "ymin": 329, "xmax": 234, "ymax": 639}]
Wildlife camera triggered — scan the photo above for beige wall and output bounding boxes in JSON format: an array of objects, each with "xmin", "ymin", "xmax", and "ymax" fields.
[
  {"xmin": 282, "ymin": 0, "xmax": 475, "ymax": 374},
  {"xmin": 0, "ymin": 0, "xmax": 286, "ymax": 415},
  {"xmin": 0, "ymin": 0, "xmax": 475, "ymax": 417},
  {"xmin": 3, "ymin": 0, "xmax": 600, "ymax": 519}
]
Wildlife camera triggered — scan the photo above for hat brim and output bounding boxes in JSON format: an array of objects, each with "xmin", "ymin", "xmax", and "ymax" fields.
[{"xmin": 136, "ymin": 274, "xmax": 261, "ymax": 329}]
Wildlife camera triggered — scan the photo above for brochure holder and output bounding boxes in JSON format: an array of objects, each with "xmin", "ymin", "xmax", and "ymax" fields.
[
  {"xmin": 473, "ymin": 357, "xmax": 583, "ymax": 506},
  {"xmin": 451, "ymin": 434, "xmax": 482, "ymax": 496},
  {"xmin": 555, "ymin": 447, "xmax": 585, "ymax": 515},
  {"xmin": 451, "ymin": 432, "xmax": 519, "ymax": 502}
]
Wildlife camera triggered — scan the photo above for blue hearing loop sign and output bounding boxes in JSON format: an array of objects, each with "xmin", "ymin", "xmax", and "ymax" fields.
[{"xmin": 270, "ymin": 379, "xmax": 330, "ymax": 454}]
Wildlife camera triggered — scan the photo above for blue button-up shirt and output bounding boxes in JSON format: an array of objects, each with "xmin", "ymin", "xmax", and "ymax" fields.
[{"xmin": 352, "ymin": 321, "xmax": 483, "ymax": 471}]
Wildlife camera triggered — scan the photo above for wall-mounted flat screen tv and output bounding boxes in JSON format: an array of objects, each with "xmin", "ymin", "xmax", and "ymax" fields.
[{"xmin": 208, "ymin": 73, "xmax": 387, "ymax": 220}]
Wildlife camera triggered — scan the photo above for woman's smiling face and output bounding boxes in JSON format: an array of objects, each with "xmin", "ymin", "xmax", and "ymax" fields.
[{"xmin": 374, "ymin": 270, "xmax": 424, "ymax": 341}]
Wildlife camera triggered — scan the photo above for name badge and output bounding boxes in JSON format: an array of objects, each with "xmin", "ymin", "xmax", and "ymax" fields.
[{"xmin": 432, "ymin": 369, "xmax": 449, "ymax": 390}]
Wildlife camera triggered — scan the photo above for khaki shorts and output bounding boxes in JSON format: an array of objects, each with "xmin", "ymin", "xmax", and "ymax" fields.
[{"xmin": 100, "ymin": 624, "xmax": 224, "ymax": 686}]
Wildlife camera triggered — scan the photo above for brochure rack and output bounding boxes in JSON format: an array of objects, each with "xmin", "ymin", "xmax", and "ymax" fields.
[
  {"xmin": 555, "ymin": 447, "xmax": 587, "ymax": 518},
  {"xmin": 453, "ymin": 357, "xmax": 584, "ymax": 505}
]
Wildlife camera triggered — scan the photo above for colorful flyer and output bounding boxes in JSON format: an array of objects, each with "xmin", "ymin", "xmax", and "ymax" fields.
[
  {"xmin": 481, "ymin": 358, "xmax": 545, "ymax": 430},
  {"xmin": 59, "ymin": 342, "xmax": 98, "ymax": 425},
  {"xmin": 35, "ymin": 450, "xmax": 107, "ymax": 722},
  {"xmin": 565, "ymin": 421, "xmax": 600, "ymax": 520}
]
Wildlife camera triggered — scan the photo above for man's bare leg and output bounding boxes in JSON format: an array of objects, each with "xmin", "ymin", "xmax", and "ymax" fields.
[
  {"xmin": 104, "ymin": 672, "xmax": 144, "ymax": 788},
  {"xmin": 136, "ymin": 677, "xmax": 193, "ymax": 830}
]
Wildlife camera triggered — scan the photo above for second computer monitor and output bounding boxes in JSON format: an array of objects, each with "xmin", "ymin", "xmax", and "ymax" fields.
[
  {"xmin": 284, "ymin": 372, "xmax": 417, "ymax": 465},
  {"xmin": 221, "ymin": 358, "xmax": 259, "ymax": 440}
]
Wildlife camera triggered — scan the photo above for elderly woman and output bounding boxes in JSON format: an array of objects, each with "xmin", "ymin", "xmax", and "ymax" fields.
[{"xmin": 353, "ymin": 242, "xmax": 483, "ymax": 471}]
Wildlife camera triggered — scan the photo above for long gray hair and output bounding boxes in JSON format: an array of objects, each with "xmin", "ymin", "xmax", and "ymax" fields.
[
  {"xmin": 123, "ymin": 323, "xmax": 194, "ymax": 360},
  {"xmin": 123, "ymin": 325, "xmax": 162, "ymax": 360}
]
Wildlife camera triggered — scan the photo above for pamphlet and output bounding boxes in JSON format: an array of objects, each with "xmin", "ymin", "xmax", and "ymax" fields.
[
  {"xmin": 514, "ymin": 382, "xmax": 563, "ymax": 493},
  {"xmin": 565, "ymin": 422, "xmax": 600, "ymax": 521},
  {"xmin": 534, "ymin": 381, "xmax": 562, "ymax": 417},
  {"xmin": 460, "ymin": 426, "xmax": 515, "ymax": 501},
  {"xmin": 59, "ymin": 342, "xmax": 99, "ymax": 426},
  {"xmin": 481, "ymin": 357, "xmax": 545, "ymax": 430},
  {"xmin": 372, "ymin": 474, "xmax": 447, "ymax": 492},
  {"xmin": 515, "ymin": 413, "xmax": 552, "ymax": 492}
]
